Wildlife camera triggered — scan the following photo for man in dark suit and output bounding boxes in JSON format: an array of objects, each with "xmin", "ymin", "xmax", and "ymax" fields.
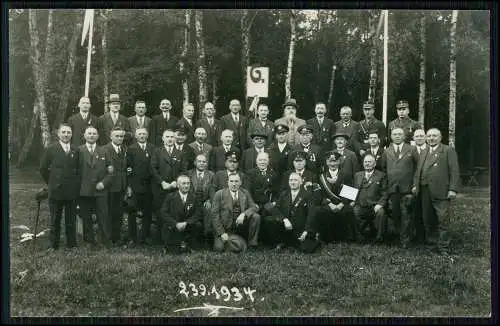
[
  {"xmin": 241, "ymin": 132, "xmax": 268, "ymax": 172},
  {"xmin": 412, "ymin": 128, "xmax": 460, "ymax": 254},
  {"xmin": 388, "ymin": 100, "xmax": 423, "ymax": 144},
  {"xmin": 412, "ymin": 128, "xmax": 427, "ymax": 243},
  {"xmin": 351, "ymin": 154, "xmax": 388, "ymax": 243},
  {"xmin": 176, "ymin": 103, "xmax": 196, "ymax": 144},
  {"xmin": 196, "ymin": 102, "xmax": 222, "ymax": 147},
  {"xmin": 78, "ymin": 126, "xmax": 112, "ymax": 247},
  {"xmin": 39, "ymin": 124, "xmax": 80, "ymax": 249},
  {"xmin": 316, "ymin": 151, "xmax": 355, "ymax": 243},
  {"xmin": 267, "ymin": 124, "xmax": 293, "ymax": 186},
  {"xmin": 67, "ymin": 96, "xmax": 98, "ymax": 147},
  {"xmin": 306, "ymin": 102, "xmax": 336, "ymax": 151},
  {"xmin": 97, "ymin": 94, "xmax": 132, "ymax": 146},
  {"xmin": 211, "ymin": 173, "xmax": 261, "ymax": 252},
  {"xmin": 334, "ymin": 106, "xmax": 360, "ymax": 154},
  {"xmin": 101, "ymin": 127, "xmax": 128, "ymax": 245},
  {"xmin": 150, "ymin": 129, "xmax": 187, "ymax": 244},
  {"xmin": 356, "ymin": 101, "xmax": 387, "ymax": 158},
  {"xmin": 281, "ymin": 151, "xmax": 318, "ymax": 193},
  {"xmin": 209, "ymin": 129, "xmax": 240, "ymax": 172},
  {"xmin": 186, "ymin": 154, "xmax": 216, "ymax": 241},
  {"xmin": 266, "ymin": 172, "xmax": 319, "ymax": 253},
  {"xmin": 381, "ymin": 127, "xmax": 419, "ymax": 248},
  {"xmin": 332, "ymin": 132, "xmax": 358, "ymax": 185},
  {"xmin": 125, "ymin": 127, "xmax": 154, "ymax": 245},
  {"xmin": 188, "ymin": 127, "xmax": 213, "ymax": 159},
  {"xmin": 128, "ymin": 100, "xmax": 152, "ymax": 137},
  {"xmin": 290, "ymin": 125, "xmax": 322, "ymax": 174},
  {"xmin": 246, "ymin": 104, "xmax": 275, "ymax": 147},
  {"xmin": 161, "ymin": 175, "xmax": 203, "ymax": 253},
  {"xmin": 174, "ymin": 124, "xmax": 196, "ymax": 171},
  {"xmin": 214, "ymin": 151, "xmax": 247, "ymax": 191},
  {"xmin": 220, "ymin": 99, "xmax": 248, "ymax": 150},
  {"xmin": 364, "ymin": 130, "xmax": 385, "ymax": 171},
  {"xmin": 150, "ymin": 99, "xmax": 179, "ymax": 147}
]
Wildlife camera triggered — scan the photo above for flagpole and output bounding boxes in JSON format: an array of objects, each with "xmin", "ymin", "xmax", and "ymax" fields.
[
  {"xmin": 382, "ymin": 10, "xmax": 388, "ymax": 125},
  {"xmin": 84, "ymin": 10, "xmax": 94, "ymax": 97}
]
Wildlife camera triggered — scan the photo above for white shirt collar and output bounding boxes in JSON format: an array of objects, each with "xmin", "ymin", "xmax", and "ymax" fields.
[
  {"xmin": 138, "ymin": 142, "xmax": 146, "ymax": 149},
  {"xmin": 86, "ymin": 142, "xmax": 95, "ymax": 150},
  {"xmin": 179, "ymin": 191, "xmax": 187, "ymax": 200},
  {"xmin": 371, "ymin": 146, "xmax": 379, "ymax": 153},
  {"xmin": 163, "ymin": 112, "xmax": 169, "ymax": 119},
  {"xmin": 278, "ymin": 142, "xmax": 287, "ymax": 150},
  {"xmin": 223, "ymin": 145, "xmax": 231, "ymax": 151},
  {"xmin": 231, "ymin": 190, "xmax": 238, "ymax": 198},
  {"xmin": 329, "ymin": 169, "xmax": 338, "ymax": 177},
  {"xmin": 394, "ymin": 143, "xmax": 402, "ymax": 151},
  {"xmin": 365, "ymin": 170, "xmax": 374, "ymax": 177},
  {"xmin": 60, "ymin": 141, "xmax": 70, "ymax": 150},
  {"xmin": 81, "ymin": 112, "xmax": 88, "ymax": 119},
  {"xmin": 112, "ymin": 143, "xmax": 121, "ymax": 153}
]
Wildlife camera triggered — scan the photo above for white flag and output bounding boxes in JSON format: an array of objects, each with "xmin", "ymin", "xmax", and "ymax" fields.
[{"xmin": 81, "ymin": 9, "xmax": 95, "ymax": 46}]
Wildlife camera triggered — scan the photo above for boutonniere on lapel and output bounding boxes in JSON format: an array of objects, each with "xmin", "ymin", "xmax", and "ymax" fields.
[
  {"xmin": 187, "ymin": 203, "xmax": 193, "ymax": 210},
  {"xmin": 309, "ymin": 153, "xmax": 316, "ymax": 162},
  {"xmin": 433, "ymin": 163, "xmax": 438, "ymax": 167},
  {"xmin": 284, "ymin": 151, "xmax": 288, "ymax": 156},
  {"xmin": 145, "ymin": 151, "xmax": 149, "ymax": 157},
  {"xmin": 126, "ymin": 167, "xmax": 133, "ymax": 175},
  {"xmin": 398, "ymin": 154, "xmax": 402, "ymax": 160},
  {"xmin": 88, "ymin": 119, "xmax": 92, "ymax": 125},
  {"xmin": 172, "ymin": 156, "xmax": 178, "ymax": 161},
  {"xmin": 70, "ymin": 151, "xmax": 75, "ymax": 158},
  {"xmin": 376, "ymin": 155, "xmax": 380, "ymax": 160},
  {"xmin": 323, "ymin": 127, "xmax": 327, "ymax": 132}
]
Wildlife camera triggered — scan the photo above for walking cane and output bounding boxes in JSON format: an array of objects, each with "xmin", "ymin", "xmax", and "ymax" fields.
[{"xmin": 32, "ymin": 188, "xmax": 48, "ymax": 267}]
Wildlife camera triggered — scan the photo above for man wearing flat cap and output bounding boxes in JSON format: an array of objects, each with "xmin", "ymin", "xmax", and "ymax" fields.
[
  {"xmin": 290, "ymin": 125, "xmax": 322, "ymax": 174},
  {"xmin": 357, "ymin": 101, "xmax": 387, "ymax": 158},
  {"xmin": 274, "ymin": 98, "xmax": 306, "ymax": 146},
  {"xmin": 97, "ymin": 93, "xmax": 132, "ymax": 146},
  {"xmin": 246, "ymin": 104, "xmax": 275, "ymax": 147},
  {"xmin": 214, "ymin": 150, "xmax": 247, "ymax": 191},
  {"xmin": 281, "ymin": 150, "xmax": 318, "ymax": 193},
  {"xmin": 242, "ymin": 131, "xmax": 268, "ymax": 172},
  {"xmin": 267, "ymin": 124, "xmax": 293, "ymax": 186},
  {"xmin": 388, "ymin": 100, "xmax": 423, "ymax": 144},
  {"xmin": 332, "ymin": 132, "xmax": 359, "ymax": 185},
  {"xmin": 307, "ymin": 102, "xmax": 336, "ymax": 151}
]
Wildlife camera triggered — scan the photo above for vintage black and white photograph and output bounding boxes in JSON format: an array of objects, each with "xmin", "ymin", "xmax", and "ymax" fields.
[{"xmin": 7, "ymin": 7, "xmax": 492, "ymax": 318}]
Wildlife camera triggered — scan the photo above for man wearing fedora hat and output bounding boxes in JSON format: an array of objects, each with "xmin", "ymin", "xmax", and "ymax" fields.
[
  {"xmin": 246, "ymin": 104, "xmax": 275, "ymax": 147},
  {"xmin": 67, "ymin": 96, "xmax": 98, "ymax": 147},
  {"xmin": 241, "ymin": 131, "xmax": 268, "ymax": 172},
  {"xmin": 357, "ymin": 101, "xmax": 387, "ymax": 158},
  {"xmin": 97, "ymin": 93, "xmax": 132, "ymax": 146},
  {"xmin": 332, "ymin": 132, "xmax": 359, "ymax": 185},
  {"xmin": 267, "ymin": 124, "xmax": 293, "ymax": 186},
  {"xmin": 274, "ymin": 98, "xmax": 306, "ymax": 146},
  {"xmin": 388, "ymin": 100, "xmax": 422, "ymax": 144},
  {"xmin": 307, "ymin": 102, "xmax": 336, "ymax": 151},
  {"xmin": 291, "ymin": 124, "xmax": 323, "ymax": 174}
]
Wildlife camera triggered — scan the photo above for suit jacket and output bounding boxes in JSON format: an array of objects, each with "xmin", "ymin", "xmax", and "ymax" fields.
[
  {"xmin": 281, "ymin": 169, "xmax": 318, "ymax": 193},
  {"xmin": 246, "ymin": 118, "xmax": 275, "ymax": 147},
  {"xmin": 388, "ymin": 117, "xmax": 422, "ymax": 144},
  {"xmin": 78, "ymin": 144, "xmax": 112, "ymax": 197},
  {"xmin": 176, "ymin": 143, "xmax": 196, "ymax": 171},
  {"xmin": 274, "ymin": 117, "xmax": 307, "ymax": 146},
  {"xmin": 150, "ymin": 113, "xmax": 179, "ymax": 146},
  {"xmin": 39, "ymin": 142, "xmax": 80, "ymax": 200},
  {"xmin": 101, "ymin": 143, "xmax": 127, "ymax": 193},
  {"xmin": 128, "ymin": 115, "xmax": 152, "ymax": 136},
  {"xmin": 290, "ymin": 144, "xmax": 323, "ymax": 173},
  {"xmin": 353, "ymin": 169, "xmax": 388, "ymax": 207},
  {"xmin": 126, "ymin": 142, "xmax": 154, "ymax": 193},
  {"xmin": 209, "ymin": 145, "xmax": 240, "ymax": 172},
  {"xmin": 246, "ymin": 168, "xmax": 280, "ymax": 204},
  {"xmin": 334, "ymin": 148, "xmax": 359, "ymax": 185},
  {"xmin": 356, "ymin": 118, "xmax": 387, "ymax": 151},
  {"xmin": 316, "ymin": 168, "xmax": 351, "ymax": 206},
  {"xmin": 177, "ymin": 117, "xmax": 196, "ymax": 144},
  {"xmin": 271, "ymin": 188, "xmax": 316, "ymax": 233},
  {"xmin": 188, "ymin": 141, "xmax": 213, "ymax": 159},
  {"xmin": 381, "ymin": 143, "xmax": 419, "ymax": 194},
  {"xmin": 214, "ymin": 170, "xmax": 247, "ymax": 191},
  {"xmin": 150, "ymin": 146, "xmax": 187, "ymax": 191},
  {"xmin": 97, "ymin": 112, "xmax": 132, "ymax": 146},
  {"xmin": 267, "ymin": 141, "xmax": 293, "ymax": 178},
  {"xmin": 161, "ymin": 191, "xmax": 202, "ymax": 228},
  {"xmin": 413, "ymin": 144, "xmax": 460, "ymax": 200},
  {"xmin": 365, "ymin": 146, "xmax": 385, "ymax": 171},
  {"xmin": 67, "ymin": 112, "xmax": 98, "ymax": 147},
  {"xmin": 211, "ymin": 188, "xmax": 259, "ymax": 236},
  {"xmin": 334, "ymin": 119, "xmax": 361, "ymax": 153},
  {"xmin": 220, "ymin": 113, "xmax": 249, "ymax": 150},
  {"xmin": 307, "ymin": 117, "xmax": 336, "ymax": 150},
  {"xmin": 241, "ymin": 148, "xmax": 268, "ymax": 172},
  {"xmin": 187, "ymin": 169, "xmax": 216, "ymax": 203},
  {"xmin": 196, "ymin": 117, "xmax": 223, "ymax": 147}
]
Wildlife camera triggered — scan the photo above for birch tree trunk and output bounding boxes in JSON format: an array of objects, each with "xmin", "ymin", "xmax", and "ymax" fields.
[
  {"xmin": 448, "ymin": 10, "xmax": 458, "ymax": 148},
  {"xmin": 418, "ymin": 12, "xmax": 426, "ymax": 127},
  {"xmin": 314, "ymin": 9, "xmax": 322, "ymax": 101},
  {"xmin": 16, "ymin": 109, "xmax": 39, "ymax": 167},
  {"xmin": 212, "ymin": 74, "xmax": 219, "ymax": 107},
  {"xmin": 368, "ymin": 10, "xmax": 378, "ymax": 103},
  {"xmin": 241, "ymin": 10, "xmax": 250, "ymax": 104},
  {"xmin": 327, "ymin": 63, "xmax": 337, "ymax": 112},
  {"xmin": 100, "ymin": 9, "xmax": 110, "ymax": 113},
  {"xmin": 285, "ymin": 9, "xmax": 297, "ymax": 100},
  {"xmin": 180, "ymin": 9, "xmax": 191, "ymax": 106},
  {"xmin": 195, "ymin": 10, "xmax": 208, "ymax": 120},
  {"xmin": 28, "ymin": 9, "xmax": 51, "ymax": 149}
]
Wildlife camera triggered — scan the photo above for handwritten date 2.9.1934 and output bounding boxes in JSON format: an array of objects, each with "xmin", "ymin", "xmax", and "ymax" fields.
[{"xmin": 179, "ymin": 281, "xmax": 256, "ymax": 302}]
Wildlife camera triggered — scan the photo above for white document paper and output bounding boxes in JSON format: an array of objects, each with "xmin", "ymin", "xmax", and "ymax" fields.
[{"xmin": 339, "ymin": 184, "xmax": 359, "ymax": 201}]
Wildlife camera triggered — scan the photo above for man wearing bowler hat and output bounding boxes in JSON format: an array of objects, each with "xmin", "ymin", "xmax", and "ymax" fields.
[
  {"xmin": 97, "ymin": 93, "xmax": 132, "ymax": 146},
  {"xmin": 357, "ymin": 101, "xmax": 387, "ymax": 157},
  {"xmin": 213, "ymin": 150, "xmax": 248, "ymax": 191},
  {"xmin": 332, "ymin": 132, "xmax": 359, "ymax": 185},
  {"xmin": 291, "ymin": 124, "xmax": 322, "ymax": 174},
  {"xmin": 388, "ymin": 100, "xmax": 422, "ymax": 144},
  {"xmin": 267, "ymin": 124, "xmax": 293, "ymax": 185},
  {"xmin": 274, "ymin": 98, "xmax": 306, "ymax": 146},
  {"xmin": 241, "ymin": 131, "xmax": 268, "ymax": 172}
]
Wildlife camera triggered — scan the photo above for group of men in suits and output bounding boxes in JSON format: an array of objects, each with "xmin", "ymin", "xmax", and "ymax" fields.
[{"xmin": 40, "ymin": 94, "xmax": 459, "ymax": 255}]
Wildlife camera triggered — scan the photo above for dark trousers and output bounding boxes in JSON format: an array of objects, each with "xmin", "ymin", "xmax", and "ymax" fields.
[
  {"xmin": 162, "ymin": 221, "xmax": 204, "ymax": 249},
  {"xmin": 317, "ymin": 205, "xmax": 356, "ymax": 243},
  {"xmin": 49, "ymin": 198, "xmax": 77, "ymax": 249},
  {"xmin": 413, "ymin": 191, "xmax": 426, "ymax": 243},
  {"xmin": 153, "ymin": 187, "xmax": 171, "ymax": 244},
  {"xmin": 108, "ymin": 191, "xmax": 124, "ymax": 244},
  {"xmin": 79, "ymin": 195, "xmax": 109, "ymax": 244},
  {"xmin": 353, "ymin": 205, "xmax": 387, "ymax": 242},
  {"xmin": 420, "ymin": 185, "xmax": 451, "ymax": 250},
  {"xmin": 232, "ymin": 213, "xmax": 261, "ymax": 246},
  {"xmin": 389, "ymin": 192, "xmax": 414, "ymax": 245},
  {"xmin": 127, "ymin": 191, "xmax": 153, "ymax": 243},
  {"xmin": 260, "ymin": 217, "xmax": 318, "ymax": 253}
]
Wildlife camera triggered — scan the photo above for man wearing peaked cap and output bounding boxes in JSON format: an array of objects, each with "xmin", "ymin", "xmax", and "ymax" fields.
[
  {"xmin": 267, "ymin": 123, "xmax": 293, "ymax": 187},
  {"xmin": 97, "ymin": 93, "xmax": 133, "ymax": 146},
  {"xmin": 274, "ymin": 124, "xmax": 290, "ymax": 134},
  {"xmin": 213, "ymin": 150, "xmax": 247, "ymax": 191},
  {"xmin": 388, "ymin": 99, "xmax": 422, "ymax": 144},
  {"xmin": 291, "ymin": 124, "xmax": 322, "ymax": 173},
  {"xmin": 274, "ymin": 98, "xmax": 306, "ymax": 146},
  {"xmin": 242, "ymin": 132, "xmax": 268, "ymax": 172},
  {"xmin": 357, "ymin": 101, "xmax": 387, "ymax": 158}
]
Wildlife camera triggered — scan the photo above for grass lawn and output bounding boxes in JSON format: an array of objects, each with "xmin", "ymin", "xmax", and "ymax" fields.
[{"xmin": 8, "ymin": 167, "xmax": 491, "ymax": 317}]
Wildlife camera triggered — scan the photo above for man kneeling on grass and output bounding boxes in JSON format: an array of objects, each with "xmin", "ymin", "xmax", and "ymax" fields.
[
  {"xmin": 211, "ymin": 173, "xmax": 261, "ymax": 253},
  {"xmin": 267, "ymin": 172, "xmax": 319, "ymax": 253},
  {"xmin": 161, "ymin": 175, "xmax": 203, "ymax": 253}
]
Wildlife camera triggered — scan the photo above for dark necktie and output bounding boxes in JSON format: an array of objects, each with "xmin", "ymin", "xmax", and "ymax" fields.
[{"xmin": 395, "ymin": 145, "xmax": 401, "ymax": 157}]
